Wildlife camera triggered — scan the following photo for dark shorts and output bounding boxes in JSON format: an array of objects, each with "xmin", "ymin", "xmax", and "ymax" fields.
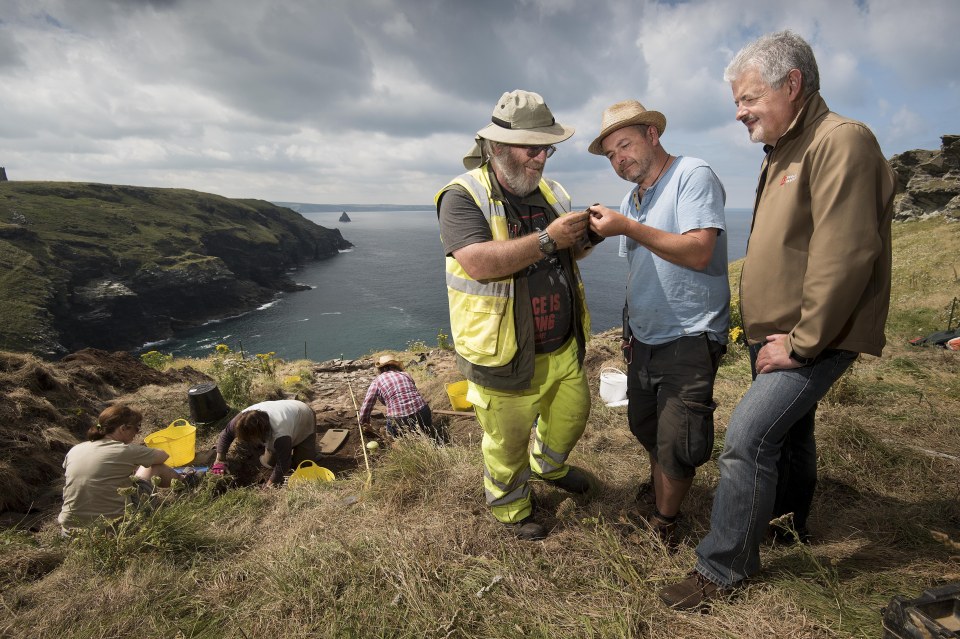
[{"xmin": 627, "ymin": 334, "xmax": 724, "ymax": 479}]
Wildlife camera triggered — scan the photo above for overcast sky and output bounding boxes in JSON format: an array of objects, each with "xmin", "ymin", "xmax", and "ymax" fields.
[{"xmin": 2, "ymin": 0, "xmax": 958, "ymax": 209}]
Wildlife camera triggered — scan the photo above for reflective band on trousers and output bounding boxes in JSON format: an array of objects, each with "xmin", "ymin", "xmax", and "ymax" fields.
[
  {"xmin": 484, "ymin": 466, "xmax": 532, "ymax": 507},
  {"xmin": 531, "ymin": 434, "xmax": 568, "ymax": 476}
]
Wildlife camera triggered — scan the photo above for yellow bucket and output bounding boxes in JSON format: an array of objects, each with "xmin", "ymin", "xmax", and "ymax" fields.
[
  {"xmin": 144, "ymin": 418, "xmax": 196, "ymax": 467},
  {"xmin": 445, "ymin": 380, "xmax": 472, "ymax": 411},
  {"xmin": 288, "ymin": 460, "xmax": 335, "ymax": 485}
]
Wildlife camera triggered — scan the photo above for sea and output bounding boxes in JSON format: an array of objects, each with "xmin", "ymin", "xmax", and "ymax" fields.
[{"xmin": 141, "ymin": 207, "xmax": 753, "ymax": 362}]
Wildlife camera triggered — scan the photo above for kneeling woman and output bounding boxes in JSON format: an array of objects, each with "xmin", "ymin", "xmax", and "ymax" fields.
[
  {"xmin": 359, "ymin": 354, "xmax": 439, "ymax": 442},
  {"xmin": 59, "ymin": 404, "xmax": 177, "ymax": 531},
  {"xmin": 212, "ymin": 399, "xmax": 317, "ymax": 487}
]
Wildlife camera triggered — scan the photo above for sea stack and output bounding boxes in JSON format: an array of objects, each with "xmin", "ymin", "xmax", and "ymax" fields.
[{"xmin": 339, "ymin": 211, "xmax": 351, "ymax": 222}]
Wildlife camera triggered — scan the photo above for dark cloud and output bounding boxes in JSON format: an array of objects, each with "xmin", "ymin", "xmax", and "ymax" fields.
[{"xmin": 0, "ymin": 26, "xmax": 24, "ymax": 69}]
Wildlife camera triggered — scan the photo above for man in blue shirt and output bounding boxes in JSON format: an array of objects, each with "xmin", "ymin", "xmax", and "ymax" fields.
[{"xmin": 588, "ymin": 100, "xmax": 729, "ymax": 545}]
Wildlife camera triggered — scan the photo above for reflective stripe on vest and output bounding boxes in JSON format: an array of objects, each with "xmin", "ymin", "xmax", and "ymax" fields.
[{"xmin": 435, "ymin": 167, "xmax": 579, "ymax": 368}]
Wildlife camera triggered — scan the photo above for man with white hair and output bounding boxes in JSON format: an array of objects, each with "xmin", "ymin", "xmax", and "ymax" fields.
[
  {"xmin": 435, "ymin": 90, "xmax": 597, "ymax": 540},
  {"xmin": 660, "ymin": 30, "xmax": 896, "ymax": 611}
]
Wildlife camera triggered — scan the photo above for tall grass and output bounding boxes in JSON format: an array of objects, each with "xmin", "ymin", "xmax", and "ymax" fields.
[{"xmin": 1, "ymin": 218, "xmax": 958, "ymax": 638}]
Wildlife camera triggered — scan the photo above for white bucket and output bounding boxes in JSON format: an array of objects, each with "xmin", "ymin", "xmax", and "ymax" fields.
[{"xmin": 599, "ymin": 367, "xmax": 628, "ymax": 407}]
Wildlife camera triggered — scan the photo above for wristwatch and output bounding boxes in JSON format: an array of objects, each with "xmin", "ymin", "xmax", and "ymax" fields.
[
  {"xmin": 790, "ymin": 349, "xmax": 815, "ymax": 366},
  {"xmin": 538, "ymin": 229, "xmax": 557, "ymax": 255}
]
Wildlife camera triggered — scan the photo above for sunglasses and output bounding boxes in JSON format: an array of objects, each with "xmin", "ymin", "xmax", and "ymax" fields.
[{"xmin": 511, "ymin": 144, "xmax": 557, "ymax": 159}]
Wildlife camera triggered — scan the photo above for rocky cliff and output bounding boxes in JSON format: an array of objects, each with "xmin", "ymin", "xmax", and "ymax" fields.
[
  {"xmin": 890, "ymin": 134, "xmax": 960, "ymax": 221},
  {"xmin": 0, "ymin": 182, "xmax": 352, "ymax": 355}
]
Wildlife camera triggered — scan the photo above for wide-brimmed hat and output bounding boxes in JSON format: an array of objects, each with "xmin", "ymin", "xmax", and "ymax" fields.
[
  {"xmin": 462, "ymin": 140, "xmax": 483, "ymax": 170},
  {"xmin": 475, "ymin": 89, "xmax": 574, "ymax": 146},
  {"xmin": 588, "ymin": 100, "xmax": 667, "ymax": 155},
  {"xmin": 375, "ymin": 354, "xmax": 403, "ymax": 370}
]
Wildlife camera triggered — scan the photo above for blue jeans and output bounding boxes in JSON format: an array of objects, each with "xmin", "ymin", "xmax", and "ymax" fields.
[
  {"xmin": 747, "ymin": 346, "xmax": 818, "ymax": 535},
  {"xmin": 695, "ymin": 348, "xmax": 857, "ymax": 586}
]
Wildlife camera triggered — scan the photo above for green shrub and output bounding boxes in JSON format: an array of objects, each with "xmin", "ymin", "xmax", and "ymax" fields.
[
  {"xmin": 210, "ymin": 344, "xmax": 255, "ymax": 407},
  {"xmin": 140, "ymin": 350, "xmax": 173, "ymax": 370},
  {"xmin": 406, "ymin": 338, "xmax": 429, "ymax": 354},
  {"xmin": 436, "ymin": 328, "xmax": 452, "ymax": 351}
]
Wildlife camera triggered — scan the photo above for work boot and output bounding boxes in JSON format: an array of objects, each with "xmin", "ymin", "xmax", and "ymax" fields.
[
  {"xmin": 659, "ymin": 571, "xmax": 735, "ymax": 611},
  {"xmin": 542, "ymin": 466, "xmax": 591, "ymax": 494},
  {"xmin": 636, "ymin": 477, "xmax": 656, "ymax": 505},
  {"xmin": 635, "ymin": 476, "xmax": 656, "ymax": 516},
  {"xmin": 505, "ymin": 517, "xmax": 547, "ymax": 541},
  {"xmin": 648, "ymin": 510, "xmax": 680, "ymax": 549}
]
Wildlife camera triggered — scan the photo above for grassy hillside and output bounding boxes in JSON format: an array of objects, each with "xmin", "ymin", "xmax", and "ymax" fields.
[
  {"xmin": 0, "ymin": 181, "xmax": 349, "ymax": 354},
  {"xmin": 0, "ymin": 218, "xmax": 958, "ymax": 638}
]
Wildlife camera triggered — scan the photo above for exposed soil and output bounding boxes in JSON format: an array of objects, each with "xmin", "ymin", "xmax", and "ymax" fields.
[{"xmin": 0, "ymin": 345, "xmax": 485, "ymax": 530}]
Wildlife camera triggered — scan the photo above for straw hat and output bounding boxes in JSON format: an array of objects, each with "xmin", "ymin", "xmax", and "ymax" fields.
[
  {"xmin": 588, "ymin": 100, "xmax": 667, "ymax": 155},
  {"xmin": 375, "ymin": 354, "xmax": 403, "ymax": 370},
  {"xmin": 464, "ymin": 90, "xmax": 574, "ymax": 169}
]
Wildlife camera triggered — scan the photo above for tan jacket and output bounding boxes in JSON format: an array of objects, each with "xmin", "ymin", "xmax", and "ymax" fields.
[{"xmin": 740, "ymin": 93, "xmax": 896, "ymax": 358}]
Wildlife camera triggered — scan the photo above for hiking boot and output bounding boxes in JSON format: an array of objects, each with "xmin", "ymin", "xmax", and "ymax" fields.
[
  {"xmin": 635, "ymin": 477, "xmax": 657, "ymax": 517},
  {"xmin": 505, "ymin": 517, "xmax": 547, "ymax": 541},
  {"xmin": 648, "ymin": 511, "xmax": 680, "ymax": 549},
  {"xmin": 636, "ymin": 478, "xmax": 656, "ymax": 506},
  {"xmin": 542, "ymin": 466, "xmax": 591, "ymax": 494},
  {"xmin": 659, "ymin": 571, "xmax": 735, "ymax": 611}
]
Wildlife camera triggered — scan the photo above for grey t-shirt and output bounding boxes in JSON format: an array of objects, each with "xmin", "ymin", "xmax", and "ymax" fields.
[
  {"xmin": 59, "ymin": 439, "xmax": 160, "ymax": 528},
  {"xmin": 438, "ymin": 180, "xmax": 572, "ymax": 353}
]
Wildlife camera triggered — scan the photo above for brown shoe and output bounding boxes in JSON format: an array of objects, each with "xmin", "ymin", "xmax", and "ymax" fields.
[
  {"xmin": 634, "ymin": 477, "xmax": 657, "ymax": 520},
  {"xmin": 636, "ymin": 477, "xmax": 656, "ymax": 507},
  {"xmin": 659, "ymin": 571, "xmax": 734, "ymax": 611},
  {"xmin": 648, "ymin": 511, "xmax": 679, "ymax": 548}
]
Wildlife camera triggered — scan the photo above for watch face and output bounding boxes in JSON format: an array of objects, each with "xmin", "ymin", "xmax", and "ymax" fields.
[{"xmin": 538, "ymin": 230, "xmax": 556, "ymax": 254}]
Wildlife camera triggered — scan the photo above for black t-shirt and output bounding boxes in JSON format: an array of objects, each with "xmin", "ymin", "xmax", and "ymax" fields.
[{"xmin": 438, "ymin": 179, "xmax": 572, "ymax": 353}]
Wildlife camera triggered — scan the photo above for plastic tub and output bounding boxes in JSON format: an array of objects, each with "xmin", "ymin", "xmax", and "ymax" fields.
[
  {"xmin": 288, "ymin": 460, "xmax": 335, "ymax": 485},
  {"xmin": 445, "ymin": 380, "xmax": 472, "ymax": 411},
  {"xmin": 144, "ymin": 418, "xmax": 197, "ymax": 467}
]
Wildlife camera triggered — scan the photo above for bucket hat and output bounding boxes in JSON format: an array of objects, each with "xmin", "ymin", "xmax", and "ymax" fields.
[
  {"xmin": 464, "ymin": 90, "xmax": 574, "ymax": 168},
  {"xmin": 588, "ymin": 100, "xmax": 667, "ymax": 155},
  {"xmin": 375, "ymin": 354, "xmax": 403, "ymax": 370}
]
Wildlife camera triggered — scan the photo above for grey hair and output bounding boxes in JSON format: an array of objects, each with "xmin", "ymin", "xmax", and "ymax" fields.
[
  {"xmin": 480, "ymin": 138, "xmax": 500, "ymax": 159},
  {"xmin": 724, "ymin": 30, "xmax": 820, "ymax": 97}
]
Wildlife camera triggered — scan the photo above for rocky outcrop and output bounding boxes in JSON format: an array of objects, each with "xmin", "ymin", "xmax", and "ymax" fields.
[
  {"xmin": 339, "ymin": 211, "xmax": 351, "ymax": 222},
  {"xmin": 889, "ymin": 134, "xmax": 960, "ymax": 221},
  {"xmin": 0, "ymin": 182, "xmax": 352, "ymax": 356}
]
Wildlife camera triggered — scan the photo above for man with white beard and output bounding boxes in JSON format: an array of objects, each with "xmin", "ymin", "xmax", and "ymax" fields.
[{"xmin": 435, "ymin": 90, "xmax": 598, "ymax": 540}]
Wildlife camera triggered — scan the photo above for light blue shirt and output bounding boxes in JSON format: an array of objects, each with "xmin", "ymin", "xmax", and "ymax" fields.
[{"xmin": 618, "ymin": 156, "xmax": 730, "ymax": 345}]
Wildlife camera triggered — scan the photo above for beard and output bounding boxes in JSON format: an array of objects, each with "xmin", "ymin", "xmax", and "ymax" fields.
[
  {"xmin": 490, "ymin": 147, "xmax": 543, "ymax": 196},
  {"xmin": 619, "ymin": 154, "xmax": 654, "ymax": 184}
]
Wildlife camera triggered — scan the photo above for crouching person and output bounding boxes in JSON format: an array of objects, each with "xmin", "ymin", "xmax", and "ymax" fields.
[
  {"xmin": 358, "ymin": 354, "xmax": 440, "ymax": 443},
  {"xmin": 211, "ymin": 399, "xmax": 317, "ymax": 487},
  {"xmin": 59, "ymin": 404, "xmax": 177, "ymax": 533}
]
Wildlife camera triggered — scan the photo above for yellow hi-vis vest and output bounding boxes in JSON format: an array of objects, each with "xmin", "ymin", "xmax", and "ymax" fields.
[{"xmin": 435, "ymin": 167, "xmax": 591, "ymax": 370}]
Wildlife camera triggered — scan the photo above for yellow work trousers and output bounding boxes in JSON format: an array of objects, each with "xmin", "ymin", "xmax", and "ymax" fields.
[{"xmin": 466, "ymin": 337, "xmax": 590, "ymax": 524}]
